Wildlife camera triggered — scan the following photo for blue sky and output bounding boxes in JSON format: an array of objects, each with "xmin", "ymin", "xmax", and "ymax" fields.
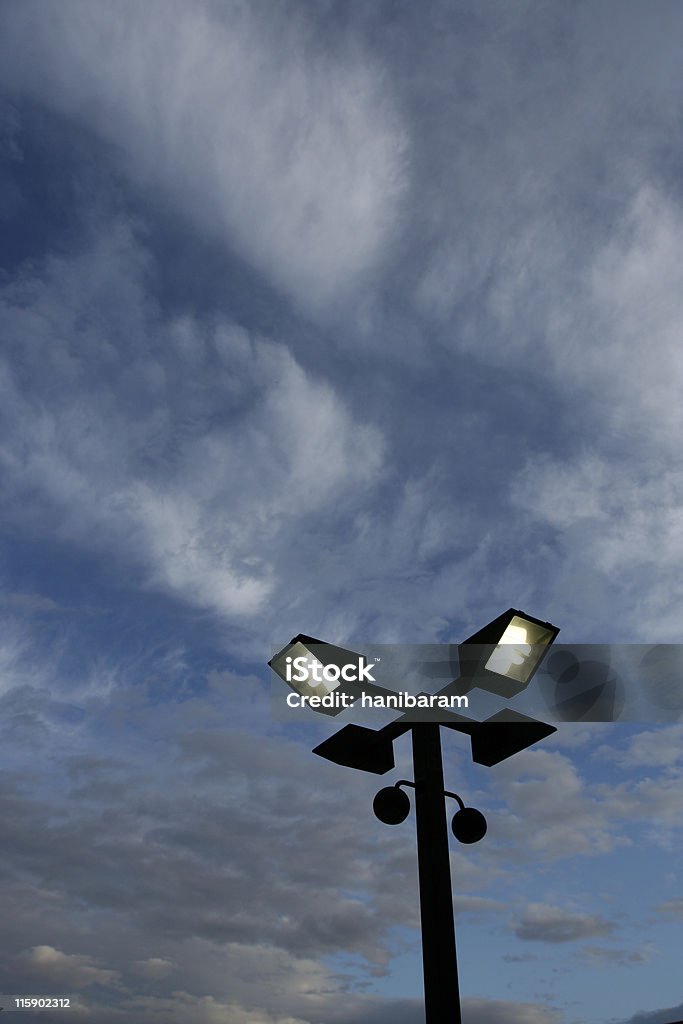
[{"xmin": 1, "ymin": 1, "xmax": 683, "ymax": 1022}]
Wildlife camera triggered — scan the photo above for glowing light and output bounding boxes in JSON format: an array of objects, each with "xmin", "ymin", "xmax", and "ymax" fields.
[{"xmin": 485, "ymin": 622, "xmax": 531, "ymax": 676}]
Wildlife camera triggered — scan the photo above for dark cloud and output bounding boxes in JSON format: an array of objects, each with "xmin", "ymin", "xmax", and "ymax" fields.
[
  {"xmin": 579, "ymin": 944, "xmax": 650, "ymax": 967},
  {"xmin": 617, "ymin": 1004, "xmax": 683, "ymax": 1024},
  {"xmin": 512, "ymin": 904, "xmax": 616, "ymax": 943},
  {"xmin": 655, "ymin": 899, "xmax": 683, "ymax": 920}
]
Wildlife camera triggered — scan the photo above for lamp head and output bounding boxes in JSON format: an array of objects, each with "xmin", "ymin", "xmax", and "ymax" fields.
[
  {"xmin": 269, "ymin": 634, "xmax": 370, "ymax": 716},
  {"xmin": 451, "ymin": 806, "xmax": 487, "ymax": 844},
  {"xmin": 373, "ymin": 786, "xmax": 411, "ymax": 825},
  {"xmin": 458, "ymin": 608, "xmax": 559, "ymax": 697},
  {"xmin": 313, "ymin": 724, "xmax": 396, "ymax": 775}
]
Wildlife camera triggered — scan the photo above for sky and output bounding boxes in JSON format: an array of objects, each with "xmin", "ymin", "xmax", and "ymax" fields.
[{"xmin": 0, "ymin": 1, "xmax": 683, "ymax": 1022}]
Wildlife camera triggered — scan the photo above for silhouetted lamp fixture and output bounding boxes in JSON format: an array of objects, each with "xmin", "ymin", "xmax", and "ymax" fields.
[
  {"xmin": 374, "ymin": 780, "xmax": 488, "ymax": 844},
  {"xmin": 451, "ymin": 805, "xmax": 487, "ymax": 845},
  {"xmin": 269, "ymin": 607, "xmax": 560, "ymax": 1024},
  {"xmin": 269, "ymin": 633, "xmax": 397, "ymax": 715},
  {"xmin": 373, "ymin": 784, "xmax": 411, "ymax": 825}
]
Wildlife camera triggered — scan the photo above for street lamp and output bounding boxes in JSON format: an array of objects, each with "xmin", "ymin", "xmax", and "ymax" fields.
[
  {"xmin": 269, "ymin": 608, "xmax": 560, "ymax": 1024},
  {"xmin": 268, "ymin": 633, "xmax": 399, "ymax": 715},
  {"xmin": 457, "ymin": 608, "xmax": 560, "ymax": 697}
]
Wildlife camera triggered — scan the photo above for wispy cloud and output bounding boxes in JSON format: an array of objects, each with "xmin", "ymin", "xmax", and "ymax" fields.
[
  {"xmin": 512, "ymin": 904, "xmax": 616, "ymax": 943},
  {"xmin": 0, "ymin": 0, "xmax": 407, "ymax": 316},
  {"xmin": 578, "ymin": 944, "xmax": 652, "ymax": 968},
  {"xmin": 0, "ymin": 225, "xmax": 384, "ymax": 626},
  {"xmin": 655, "ymin": 899, "xmax": 683, "ymax": 921}
]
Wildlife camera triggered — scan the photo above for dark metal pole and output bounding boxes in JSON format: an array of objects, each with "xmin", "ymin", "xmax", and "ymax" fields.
[{"xmin": 411, "ymin": 723, "xmax": 462, "ymax": 1024}]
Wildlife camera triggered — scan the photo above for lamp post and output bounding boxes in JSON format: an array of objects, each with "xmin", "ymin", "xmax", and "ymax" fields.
[
  {"xmin": 269, "ymin": 608, "xmax": 560, "ymax": 1024},
  {"xmin": 411, "ymin": 723, "xmax": 462, "ymax": 1023}
]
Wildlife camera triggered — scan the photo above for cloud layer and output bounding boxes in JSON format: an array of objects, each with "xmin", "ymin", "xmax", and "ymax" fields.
[
  {"xmin": 2, "ymin": 2, "xmax": 683, "ymax": 1022},
  {"xmin": 0, "ymin": 0, "xmax": 407, "ymax": 315}
]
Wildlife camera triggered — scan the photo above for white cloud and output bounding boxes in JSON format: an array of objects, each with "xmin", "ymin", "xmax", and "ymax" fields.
[
  {"xmin": 511, "ymin": 453, "xmax": 683, "ymax": 575},
  {"xmin": 0, "ymin": 0, "xmax": 406, "ymax": 315},
  {"xmin": 13, "ymin": 944, "xmax": 120, "ymax": 988},
  {"xmin": 543, "ymin": 724, "xmax": 613, "ymax": 750},
  {"xmin": 0, "ymin": 226, "xmax": 384, "ymax": 623},
  {"xmin": 583, "ymin": 186, "xmax": 683, "ymax": 447},
  {"xmin": 132, "ymin": 958, "xmax": 176, "ymax": 980},
  {"xmin": 497, "ymin": 181, "xmax": 683, "ymax": 640},
  {"xmin": 510, "ymin": 449, "xmax": 683, "ymax": 640},
  {"xmin": 398, "ymin": 38, "xmax": 683, "ymax": 641},
  {"xmin": 592, "ymin": 771, "xmax": 683, "ymax": 848},
  {"xmin": 488, "ymin": 748, "xmax": 632, "ymax": 859},
  {"xmin": 481, "ymin": 739, "xmax": 683, "ymax": 863},
  {"xmin": 80, "ymin": 990, "xmax": 310, "ymax": 1024},
  {"xmin": 538, "ymin": 185, "xmax": 683, "ymax": 453},
  {"xmin": 602, "ymin": 726, "xmax": 683, "ymax": 769},
  {"xmin": 0, "ymin": 610, "xmax": 68, "ymax": 701}
]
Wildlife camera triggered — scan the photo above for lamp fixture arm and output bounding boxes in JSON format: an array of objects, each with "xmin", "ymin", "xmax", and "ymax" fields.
[{"xmin": 394, "ymin": 779, "xmax": 467, "ymax": 812}]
